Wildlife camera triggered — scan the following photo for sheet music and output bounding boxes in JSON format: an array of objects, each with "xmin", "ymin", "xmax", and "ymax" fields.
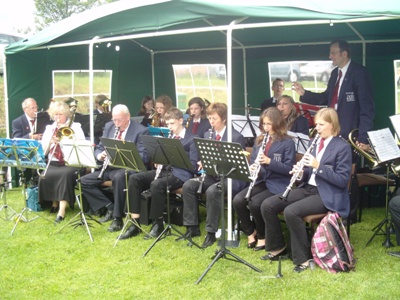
[
  {"xmin": 367, "ymin": 128, "xmax": 400, "ymax": 163},
  {"xmin": 61, "ymin": 140, "xmax": 98, "ymax": 168}
]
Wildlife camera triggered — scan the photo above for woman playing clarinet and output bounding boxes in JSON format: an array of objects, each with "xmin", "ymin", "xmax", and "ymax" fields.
[
  {"xmin": 260, "ymin": 108, "xmax": 352, "ymax": 273},
  {"xmin": 232, "ymin": 107, "xmax": 295, "ymax": 251}
]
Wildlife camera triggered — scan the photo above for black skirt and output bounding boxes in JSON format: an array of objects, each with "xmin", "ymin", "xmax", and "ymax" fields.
[{"xmin": 38, "ymin": 162, "xmax": 80, "ymax": 206}]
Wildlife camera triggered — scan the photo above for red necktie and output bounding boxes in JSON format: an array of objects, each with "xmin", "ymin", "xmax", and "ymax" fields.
[
  {"xmin": 318, "ymin": 138, "xmax": 325, "ymax": 154},
  {"xmin": 192, "ymin": 122, "xmax": 200, "ymax": 134},
  {"xmin": 330, "ymin": 70, "xmax": 342, "ymax": 109},
  {"xmin": 263, "ymin": 136, "xmax": 273, "ymax": 155},
  {"xmin": 117, "ymin": 130, "xmax": 124, "ymax": 140},
  {"xmin": 215, "ymin": 134, "xmax": 221, "ymax": 141},
  {"xmin": 30, "ymin": 119, "xmax": 35, "ymax": 126},
  {"xmin": 50, "ymin": 128, "xmax": 64, "ymax": 164}
]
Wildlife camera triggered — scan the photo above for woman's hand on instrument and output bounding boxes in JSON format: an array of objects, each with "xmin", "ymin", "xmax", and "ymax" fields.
[
  {"xmin": 258, "ymin": 153, "xmax": 271, "ymax": 165},
  {"xmin": 197, "ymin": 161, "xmax": 203, "ymax": 172},
  {"xmin": 303, "ymin": 153, "xmax": 319, "ymax": 169}
]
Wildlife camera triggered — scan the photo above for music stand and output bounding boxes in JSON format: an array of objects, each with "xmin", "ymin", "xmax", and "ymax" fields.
[
  {"xmin": 140, "ymin": 135, "xmax": 202, "ymax": 257},
  {"xmin": 193, "ymin": 137, "xmax": 262, "ymax": 284},
  {"xmin": 55, "ymin": 139, "xmax": 100, "ymax": 242},
  {"xmin": 287, "ymin": 131, "xmax": 310, "ymax": 154},
  {"xmin": 34, "ymin": 111, "xmax": 53, "ymax": 135},
  {"xmin": 365, "ymin": 128, "xmax": 400, "ymax": 247},
  {"xmin": 0, "ymin": 170, "xmax": 16, "ymax": 221},
  {"xmin": 0, "ymin": 138, "xmax": 49, "ymax": 235},
  {"xmin": 99, "ymin": 137, "xmax": 148, "ymax": 247}
]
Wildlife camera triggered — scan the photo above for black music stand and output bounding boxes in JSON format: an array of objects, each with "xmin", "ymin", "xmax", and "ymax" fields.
[
  {"xmin": 0, "ymin": 138, "xmax": 49, "ymax": 235},
  {"xmin": 34, "ymin": 111, "xmax": 53, "ymax": 135},
  {"xmin": 193, "ymin": 137, "xmax": 261, "ymax": 284},
  {"xmin": 99, "ymin": 137, "xmax": 148, "ymax": 247},
  {"xmin": 140, "ymin": 135, "xmax": 202, "ymax": 257},
  {"xmin": 365, "ymin": 128, "xmax": 400, "ymax": 247},
  {"xmin": 55, "ymin": 140, "xmax": 100, "ymax": 242}
]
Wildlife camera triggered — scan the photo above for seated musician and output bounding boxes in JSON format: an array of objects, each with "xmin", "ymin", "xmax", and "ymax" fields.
[
  {"xmin": 151, "ymin": 94, "xmax": 173, "ymax": 127},
  {"xmin": 38, "ymin": 100, "xmax": 86, "ymax": 223},
  {"xmin": 119, "ymin": 107, "xmax": 198, "ymax": 240},
  {"xmin": 179, "ymin": 102, "xmax": 248, "ymax": 247},
  {"xmin": 260, "ymin": 108, "xmax": 352, "ymax": 272},
  {"xmin": 80, "ymin": 104, "xmax": 148, "ymax": 232},
  {"xmin": 137, "ymin": 95, "xmax": 155, "ymax": 127},
  {"xmin": 232, "ymin": 107, "xmax": 295, "ymax": 251},
  {"xmin": 185, "ymin": 97, "xmax": 211, "ymax": 138},
  {"xmin": 276, "ymin": 95, "xmax": 309, "ymax": 136}
]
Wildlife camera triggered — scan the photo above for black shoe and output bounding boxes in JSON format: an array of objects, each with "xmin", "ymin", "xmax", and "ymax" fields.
[
  {"xmin": 176, "ymin": 226, "xmax": 201, "ymax": 241},
  {"xmin": 50, "ymin": 206, "xmax": 59, "ymax": 214},
  {"xmin": 247, "ymin": 241, "xmax": 257, "ymax": 249},
  {"xmin": 201, "ymin": 234, "xmax": 216, "ymax": 248},
  {"xmin": 108, "ymin": 218, "xmax": 123, "ymax": 232},
  {"xmin": 144, "ymin": 221, "xmax": 164, "ymax": 240},
  {"xmin": 99, "ymin": 210, "xmax": 113, "ymax": 223},
  {"xmin": 253, "ymin": 245, "xmax": 266, "ymax": 251},
  {"xmin": 260, "ymin": 248, "xmax": 288, "ymax": 261},
  {"xmin": 54, "ymin": 215, "xmax": 64, "ymax": 225},
  {"xmin": 118, "ymin": 223, "xmax": 142, "ymax": 240}
]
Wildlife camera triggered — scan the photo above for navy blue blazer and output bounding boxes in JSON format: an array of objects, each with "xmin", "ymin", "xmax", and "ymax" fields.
[
  {"xmin": 95, "ymin": 119, "xmax": 149, "ymax": 164},
  {"xmin": 12, "ymin": 114, "xmax": 31, "ymax": 139},
  {"xmin": 302, "ymin": 136, "xmax": 352, "ymax": 218},
  {"xmin": 186, "ymin": 118, "xmax": 211, "ymax": 138},
  {"xmin": 251, "ymin": 136, "xmax": 296, "ymax": 195},
  {"xmin": 204, "ymin": 127, "xmax": 246, "ymax": 149},
  {"xmin": 290, "ymin": 115, "xmax": 309, "ymax": 136},
  {"xmin": 171, "ymin": 130, "xmax": 199, "ymax": 183},
  {"xmin": 300, "ymin": 60, "xmax": 374, "ymax": 144},
  {"xmin": 260, "ymin": 97, "xmax": 277, "ymax": 112}
]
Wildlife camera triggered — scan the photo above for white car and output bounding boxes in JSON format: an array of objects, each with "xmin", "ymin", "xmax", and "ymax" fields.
[{"xmin": 0, "ymin": 31, "xmax": 26, "ymax": 74}]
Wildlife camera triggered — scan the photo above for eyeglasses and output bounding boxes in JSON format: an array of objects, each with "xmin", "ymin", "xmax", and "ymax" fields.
[
  {"xmin": 26, "ymin": 106, "xmax": 38, "ymax": 110},
  {"xmin": 112, "ymin": 118, "xmax": 126, "ymax": 122}
]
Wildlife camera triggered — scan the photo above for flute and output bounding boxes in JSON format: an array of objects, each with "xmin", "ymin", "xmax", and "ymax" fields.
[
  {"xmin": 280, "ymin": 133, "xmax": 320, "ymax": 201},
  {"xmin": 196, "ymin": 127, "xmax": 213, "ymax": 194},
  {"xmin": 245, "ymin": 133, "xmax": 269, "ymax": 201}
]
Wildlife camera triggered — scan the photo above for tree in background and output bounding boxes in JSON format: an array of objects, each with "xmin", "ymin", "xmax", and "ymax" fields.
[{"xmin": 34, "ymin": 0, "xmax": 116, "ymax": 31}]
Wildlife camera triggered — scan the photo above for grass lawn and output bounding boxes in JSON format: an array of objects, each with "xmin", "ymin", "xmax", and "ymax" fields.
[{"xmin": 1, "ymin": 187, "xmax": 400, "ymax": 299}]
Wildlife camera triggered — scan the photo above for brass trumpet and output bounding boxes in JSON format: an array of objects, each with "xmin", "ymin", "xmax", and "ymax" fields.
[
  {"xmin": 99, "ymin": 98, "xmax": 112, "ymax": 113},
  {"xmin": 348, "ymin": 129, "xmax": 379, "ymax": 168},
  {"xmin": 349, "ymin": 128, "xmax": 400, "ymax": 176}
]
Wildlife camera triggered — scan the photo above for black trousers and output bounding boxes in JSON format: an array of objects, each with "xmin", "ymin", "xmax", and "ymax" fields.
[
  {"xmin": 232, "ymin": 182, "xmax": 274, "ymax": 239},
  {"xmin": 81, "ymin": 167, "xmax": 134, "ymax": 218},
  {"xmin": 261, "ymin": 184, "xmax": 328, "ymax": 265},
  {"xmin": 128, "ymin": 170, "xmax": 183, "ymax": 220},
  {"xmin": 389, "ymin": 195, "xmax": 400, "ymax": 246}
]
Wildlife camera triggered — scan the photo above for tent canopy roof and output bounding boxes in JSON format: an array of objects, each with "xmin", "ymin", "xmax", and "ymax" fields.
[{"xmin": 6, "ymin": 0, "xmax": 400, "ymax": 55}]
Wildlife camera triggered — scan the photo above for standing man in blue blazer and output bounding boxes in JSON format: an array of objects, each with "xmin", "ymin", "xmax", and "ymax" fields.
[
  {"xmin": 292, "ymin": 40, "xmax": 374, "ymax": 151},
  {"xmin": 119, "ymin": 107, "xmax": 199, "ymax": 240},
  {"xmin": 80, "ymin": 104, "xmax": 148, "ymax": 231}
]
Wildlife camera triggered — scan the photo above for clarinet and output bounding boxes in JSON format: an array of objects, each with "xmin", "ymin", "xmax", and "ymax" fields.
[
  {"xmin": 280, "ymin": 133, "xmax": 320, "ymax": 201},
  {"xmin": 97, "ymin": 126, "xmax": 119, "ymax": 180},
  {"xmin": 196, "ymin": 127, "xmax": 213, "ymax": 194},
  {"xmin": 154, "ymin": 132, "xmax": 172, "ymax": 180},
  {"xmin": 245, "ymin": 133, "xmax": 268, "ymax": 201}
]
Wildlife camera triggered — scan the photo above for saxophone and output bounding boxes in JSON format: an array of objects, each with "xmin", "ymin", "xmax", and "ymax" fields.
[{"xmin": 245, "ymin": 133, "xmax": 269, "ymax": 201}]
